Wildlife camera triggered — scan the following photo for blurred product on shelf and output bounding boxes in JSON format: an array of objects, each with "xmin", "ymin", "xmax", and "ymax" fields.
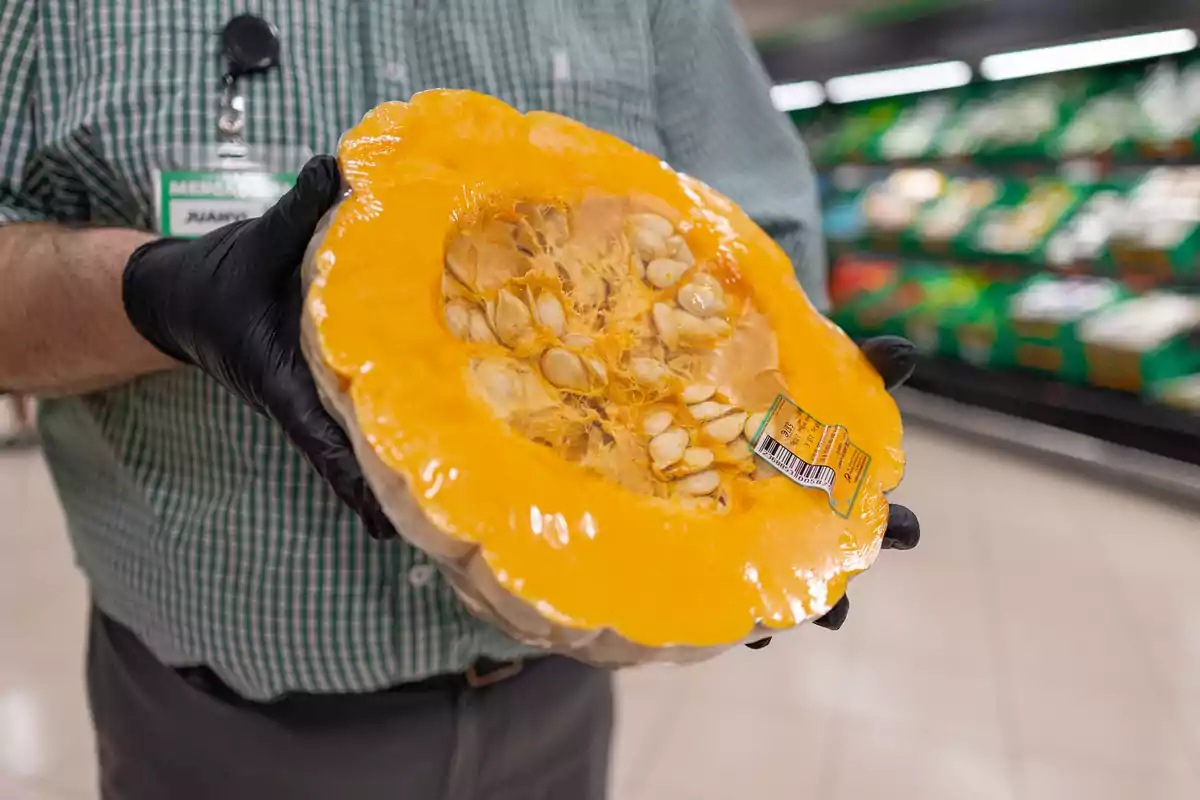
[
  {"xmin": 916, "ymin": 177, "xmax": 1000, "ymax": 250},
  {"xmin": 860, "ymin": 168, "xmax": 946, "ymax": 245},
  {"xmin": 879, "ymin": 96, "xmax": 958, "ymax": 161},
  {"xmin": 1046, "ymin": 189, "xmax": 1127, "ymax": 267},
  {"xmin": 973, "ymin": 180, "xmax": 1081, "ymax": 258},
  {"xmin": 1059, "ymin": 85, "xmax": 1140, "ymax": 157},
  {"xmin": 1078, "ymin": 292, "xmax": 1200, "ymax": 393},
  {"xmin": 1137, "ymin": 59, "xmax": 1200, "ymax": 155},
  {"xmin": 1007, "ymin": 275, "xmax": 1126, "ymax": 382},
  {"xmin": 1107, "ymin": 167, "xmax": 1200, "ymax": 276}
]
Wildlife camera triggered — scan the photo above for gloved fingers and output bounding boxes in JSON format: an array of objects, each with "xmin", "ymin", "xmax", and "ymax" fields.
[
  {"xmin": 813, "ymin": 594, "xmax": 850, "ymax": 631},
  {"xmin": 749, "ymin": 591, "xmax": 854, "ymax": 646},
  {"xmin": 288, "ymin": 409, "xmax": 397, "ymax": 540},
  {"xmin": 860, "ymin": 336, "xmax": 916, "ymax": 392},
  {"xmin": 882, "ymin": 503, "xmax": 920, "ymax": 550},
  {"xmin": 748, "ymin": 593, "xmax": 852, "ymax": 645},
  {"xmin": 256, "ymin": 155, "xmax": 344, "ymax": 270},
  {"xmin": 267, "ymin": 371, "xmax": 398, "ymax": 541}
]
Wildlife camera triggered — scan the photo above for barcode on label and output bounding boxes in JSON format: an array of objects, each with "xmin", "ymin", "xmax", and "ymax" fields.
[{"xmin": 755, "ymin": 434, "xmax": 836, "ymax": 493}]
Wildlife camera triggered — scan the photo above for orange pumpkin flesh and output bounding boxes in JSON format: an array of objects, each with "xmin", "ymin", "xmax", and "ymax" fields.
[{"xmin": 306, "ymin": 90, "xmax": 904, "ymax": 654}]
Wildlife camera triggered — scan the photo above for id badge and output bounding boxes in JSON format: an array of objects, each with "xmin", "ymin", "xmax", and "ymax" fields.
[{"xmin": 152, "ymin": 143, "xmax": 311, "ymax": 237}]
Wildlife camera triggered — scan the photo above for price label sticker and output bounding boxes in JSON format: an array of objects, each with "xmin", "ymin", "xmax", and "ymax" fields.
[{"xmin": 750, "ymin": 395, "xmax": 871, "ymax": 518}]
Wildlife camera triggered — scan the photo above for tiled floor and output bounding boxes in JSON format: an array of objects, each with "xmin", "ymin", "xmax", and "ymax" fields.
[{"xmin": 2, "ymin": 424, "xmax": 1199, "ymax": 799}]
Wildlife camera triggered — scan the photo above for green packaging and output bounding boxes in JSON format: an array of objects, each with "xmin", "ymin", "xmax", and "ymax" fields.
[
  {"xmin": 1102, "ymin": 167, "xmax": 1200, "ymax": 281},
  {"xmin": 970, "ymin": 180, "xmax": 1087, "ymax": 266},
  {"xmin": 1078, "ymin": 292, "xmax": 1200, "ymax": 394},
  {"xmin": 1006, "ymin": 275, "xmax": 1127, "ymax": 382}
]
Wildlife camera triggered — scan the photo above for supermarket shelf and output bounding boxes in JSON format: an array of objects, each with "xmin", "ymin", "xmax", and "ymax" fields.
[
  {"xmin": 817, "ymin": 150, "xmax": 1200, "ymax": 170},
  {"xmin": 832, "ymin": 250, "xmax": 1200, "ymax": 292},
  {"xmin": 903, "ymin": 356, "xmax": 1200, "ymax": 468},
  {"xmin": 896, "ymin": 381, "xmax": 1200, "ymax": 508}
]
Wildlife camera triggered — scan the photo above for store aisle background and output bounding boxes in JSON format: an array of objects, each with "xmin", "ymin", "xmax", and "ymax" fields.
[{"xmin": 2, "ymin": 409, "xmax": 1199, "ymax": 800}]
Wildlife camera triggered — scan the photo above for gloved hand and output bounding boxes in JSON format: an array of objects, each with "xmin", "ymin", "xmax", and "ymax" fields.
[
  {"xmin": 122, "ymin": 155, "xmax": 396, "ymax": 540},
  {"xmin": 746, "ymin": 335, "xmax": 921, "ymax": 648}
]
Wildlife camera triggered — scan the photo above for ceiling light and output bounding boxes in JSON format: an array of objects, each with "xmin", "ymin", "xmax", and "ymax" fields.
[
  {"xmin": 770, "ymin": 81, "xmax": 826, "ymax": 112},
  {"xmin": 825, "ymin": 61, "xmax": 972, "ymax": 104},
  {"xmin": 981, "ymin": 29, "xmax": 1198, "ymax": 81}
]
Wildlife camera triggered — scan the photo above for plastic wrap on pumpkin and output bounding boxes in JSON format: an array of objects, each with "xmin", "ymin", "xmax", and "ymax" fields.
[{"xmin": 301, "ymin": 90, "xmax": 905, "ymax": 665}]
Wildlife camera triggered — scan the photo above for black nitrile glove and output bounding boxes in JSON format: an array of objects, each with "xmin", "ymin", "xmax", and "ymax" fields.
[
  {"xmin": 122, "ymin": 155, "xmax": 396, "ymax": 540},
  {"xmin": 748, "ymin": 335, "xmax": 921, "ymax": 646}
]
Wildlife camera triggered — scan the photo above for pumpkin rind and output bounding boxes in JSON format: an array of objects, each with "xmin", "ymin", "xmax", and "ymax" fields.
[{"xmin": 302, "ymin": 90, "xmax": 904, "ymax": 662}]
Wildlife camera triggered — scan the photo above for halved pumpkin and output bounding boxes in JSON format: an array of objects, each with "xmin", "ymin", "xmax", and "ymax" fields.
[{"xmin": 302, "ymin": 90, "xmax": 904, "ymax": 663}]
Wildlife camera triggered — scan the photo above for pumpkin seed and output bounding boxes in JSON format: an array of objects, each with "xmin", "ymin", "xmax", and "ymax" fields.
[
  {"xmin": 652, "ymin": 303, "xmax": 679, "ymax": 349},
  {"xmin": 539, "ymin": 206, "xmax": 569, "ymax": 248},
  {"xmin": 630, "ymin": 228, "xmax": 667, "ymax": 262},
  {"xmin": 493, "ymin": 289, "xmax": 533, "ymax": 346},
  {"xmin": 533, "ymin": 291, "xmax": 566, "ymax": 337},
  {"xmin": 676, "ymin": 282, "xmax": 725, "ymax": 318},
  {"xmin": 445, "ymin": 236, "xmax": 476, "ymax": 289},
  {"xmin": 682, "ymin": 447, "xmax": 715, "ymax": 471},
  {"xmin": 680, "ymin": 383, "xmax": 716, "ymax": 404},
  {"xmin": 629, "ymin": 213, "xmax": 674, "ymax": 238},
  {"xmin": 677, "ymin": 469, "xmax": 720, "ymax": 496},
  {"xmin": 467, "ymin": 308, "xmax": 497, "ymax": 344},
  {"xmin": 630, "ymin": 357, "xmax": 668, "ymax": 386},
  {"xmin": 442, "ymin": 272, "xmax": 470, "ymax": 301},
  {"xmin": 444, "ymin": 300, "xmax": 471, "ymax": 340},
  {"xmin": 541, "ymin": 348, "xmax": 590, "ymax": 391},
  {"xmin": 691, "ymin": 272, "xmax": 724, "ymax": 298},
  {"xmin": 629, "ymin": 253, "xmax": 646, "ymax": 280},
  {"xmin": 704, "ymin": 318, "xmax": 732, "ymax": 338},
  {"xmin": 562, "ymin": 333, "xmax": 594, "ymax": 349},
  {"xmin": 676, "ymin": 310, "xmax": 713, "ymax": 340},
  {"xmin": 666, "ymin": 234, "xmax": 694, "ymax": 266},
  {"xmin": 689, "ymin": 400, "xmax": 734, "ymax": 421},
  {"xmin": 744, "ymin": 412, "xmax": 767, "ymax": 442},
  {"xmin": 649, "ymin": 427, "xmax": 689, "ymax": 467},
  {"xmin": 586, "ymin": 357, "xmax": 608, "ymax": 386},
  {"xmin": 703, "ymin": 411, "xmax": 748, "ymax": 444},
  {"xmin": 642, "ymin": 410, "xmax": 674, "ymax": 438},
  {"xmin": 725, "ymin": 439, "xmax": 752, "ymax": 461},
  {"xmin": 646, "ymin": 258, "xmax": 687, "ymax": 289}
]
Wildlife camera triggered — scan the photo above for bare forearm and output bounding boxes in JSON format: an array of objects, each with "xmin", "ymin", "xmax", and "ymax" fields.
[{"xmin": 0, "ymin": 224, "xmax": 176, "ymax": 395}]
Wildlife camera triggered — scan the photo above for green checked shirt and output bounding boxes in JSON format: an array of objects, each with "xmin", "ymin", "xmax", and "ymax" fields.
[{"xmin": 1, "ymin": 0, "xmax": 824, "ymax": 699}]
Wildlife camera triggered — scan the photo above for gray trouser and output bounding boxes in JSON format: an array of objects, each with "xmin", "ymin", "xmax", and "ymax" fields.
[{"xmin": 86, "ymin": 608, "xmax": 614, "ymax": 800}]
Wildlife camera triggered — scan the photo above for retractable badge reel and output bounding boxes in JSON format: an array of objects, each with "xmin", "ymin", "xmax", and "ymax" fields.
[
  {"xmin": 218, "ymin": 14, "xmax": 281, "ymax": 155},
  {"xmin": 154, "ymin": 15, "xmax": 309, "ymax": 238}
]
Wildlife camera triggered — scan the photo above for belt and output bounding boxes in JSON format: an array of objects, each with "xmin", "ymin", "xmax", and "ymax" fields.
[
  {"xmin": 177, "ymin": 657, "xmax": 527, "ymax": 706},
  {"xmin": 98, "ymin": 606, "xmax": 530, "ymax": 707},
  {"xmin": 464, "ymin": 656, "xmax": 526, "ymax": 689},
  {"xmin": 400, "ymin": 656, "xmax": 526, "ymax": 692}
]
